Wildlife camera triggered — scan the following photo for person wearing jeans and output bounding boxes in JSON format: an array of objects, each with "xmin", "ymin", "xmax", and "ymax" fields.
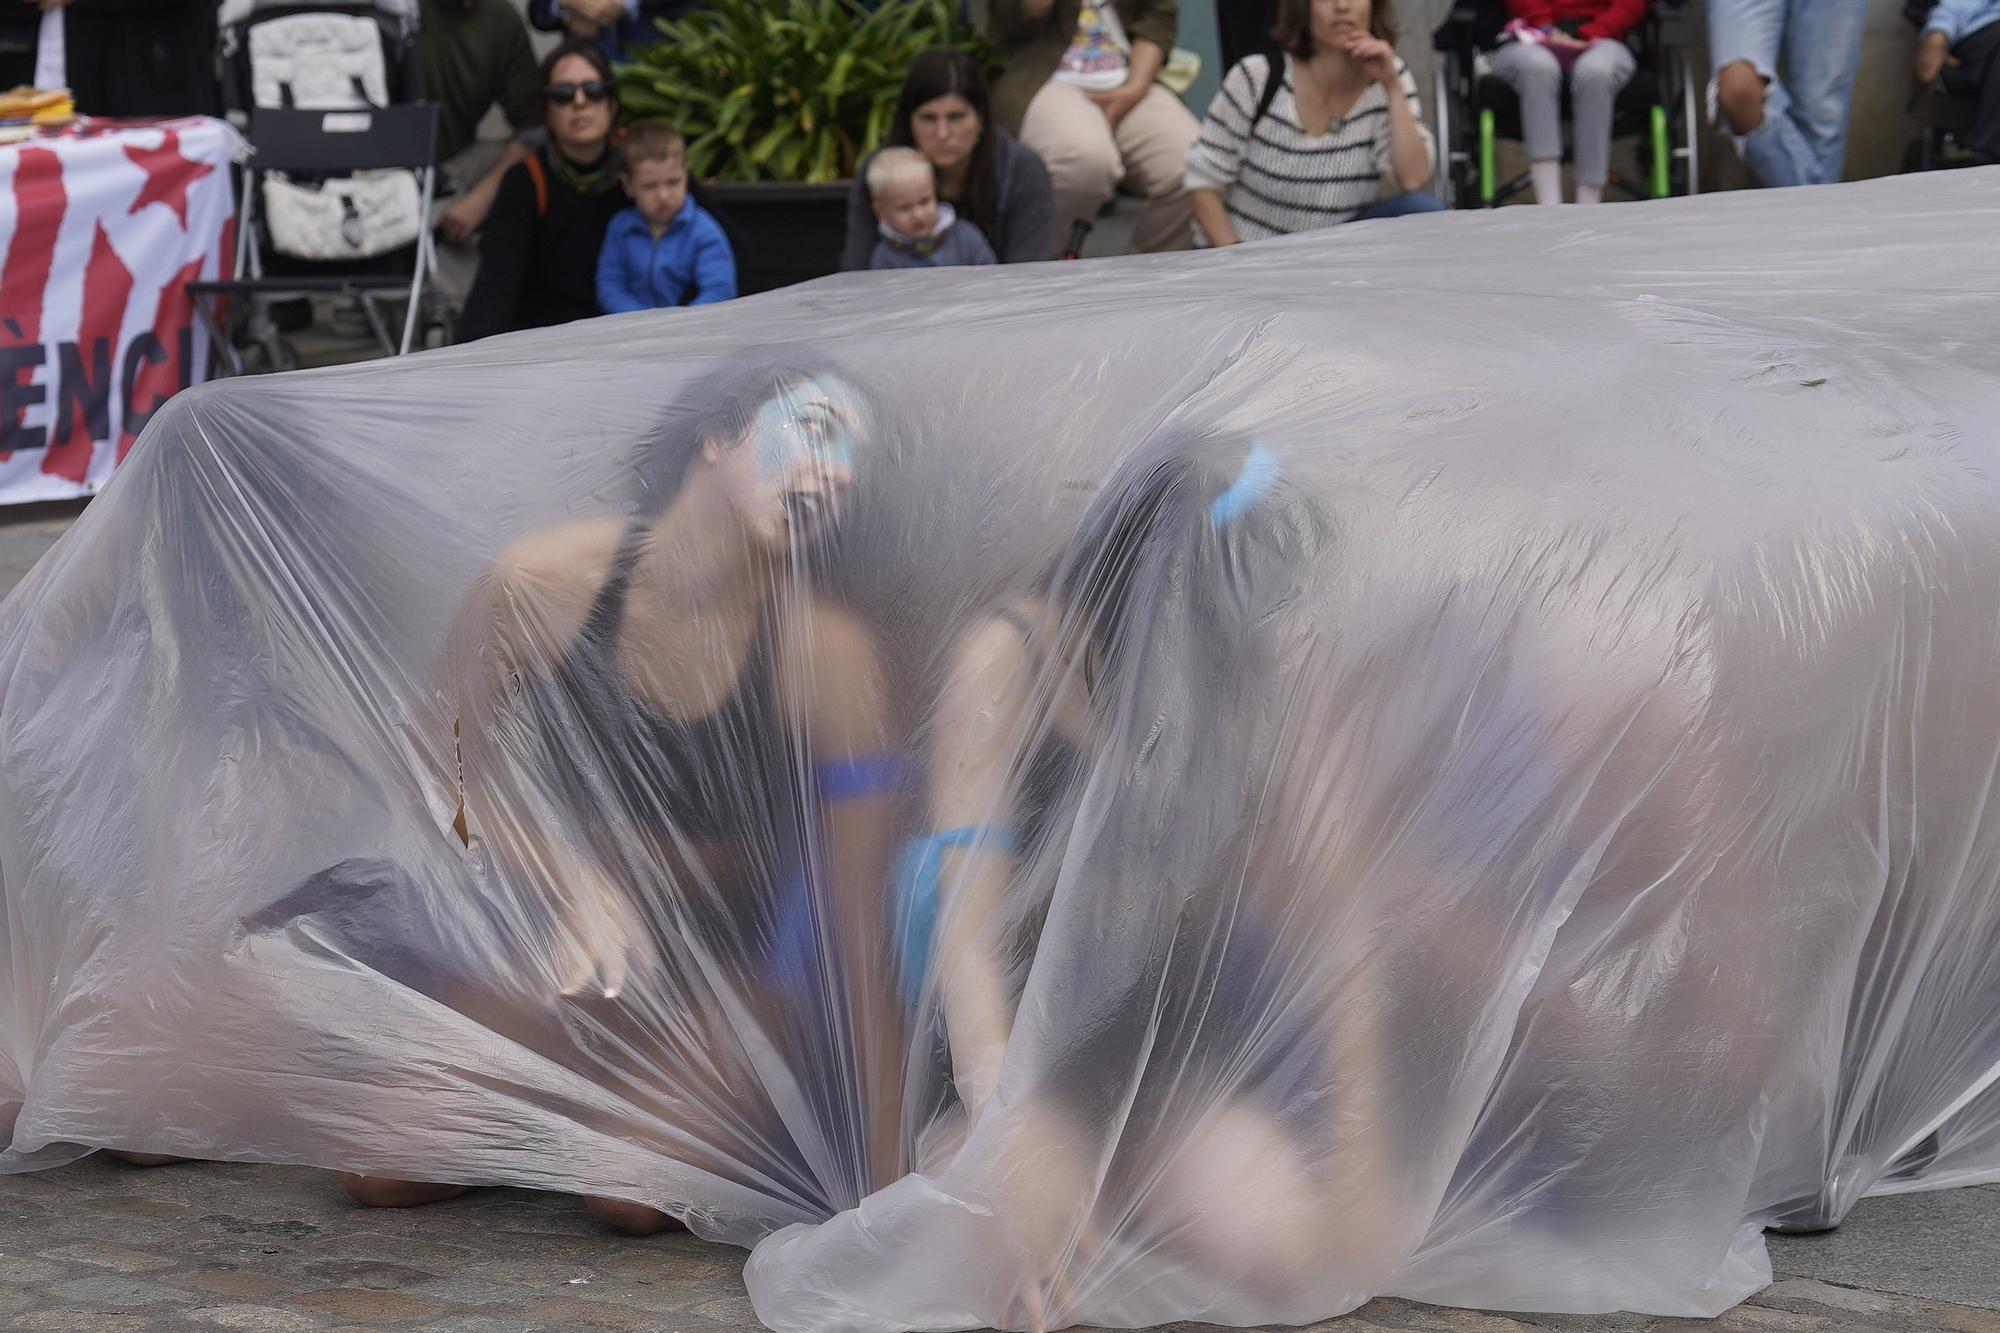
[
  {"xmin": 1486, "ymin": 0, "xmax": 1645, "ymax": 205},
  {"xmin": 1915, "ymin": 0, "xmax": 2000, "ymax": 166},
  {"xmin": 1708, "ymin": 0, "xmax": 1869, "ymax": 187},
  {"xmin": 977, "ymin": 0, "xmax": 1200, "ymax": 254}
]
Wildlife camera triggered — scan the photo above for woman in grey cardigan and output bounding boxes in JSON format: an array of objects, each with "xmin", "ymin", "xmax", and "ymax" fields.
[{"xmin": 842, "ymin": 48, "xmax": 1056, "ymax": 269}]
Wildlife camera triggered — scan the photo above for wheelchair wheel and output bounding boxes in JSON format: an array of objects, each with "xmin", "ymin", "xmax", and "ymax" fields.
[{"xmin": 1433, "ymin": 64, "xmax": 1460, "ymax": 207}]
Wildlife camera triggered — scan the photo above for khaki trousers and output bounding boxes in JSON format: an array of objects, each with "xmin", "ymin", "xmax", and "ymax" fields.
[{"xmin": 1019, "ymin": 80, "xmax": 1199, "ymax": 255}]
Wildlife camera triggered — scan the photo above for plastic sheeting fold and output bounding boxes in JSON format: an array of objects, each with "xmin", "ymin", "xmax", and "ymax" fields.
[{"xmin": 3, "ymin": 170, "xmax": 1999, "ymax": 1331}]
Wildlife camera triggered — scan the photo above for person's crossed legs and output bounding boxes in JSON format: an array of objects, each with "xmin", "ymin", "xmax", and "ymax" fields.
[
  {"xmin": 1709, "ymin": 0, "xmax": 1868, "ymax": 187},
  {"xmin": 1114, "ymin": 85, "xmax": 1200, "ymax": 253},
  {"xmin": 1021, "ymin": 80, "xmax": 1198, "ymax": 255},
  {"xmin": 1022, "ymin": 81, "xmax": 1126, "ymax": 256}
]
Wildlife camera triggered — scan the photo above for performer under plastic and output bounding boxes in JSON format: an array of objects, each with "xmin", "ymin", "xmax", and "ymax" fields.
[{"xmin": 2, "ymin": 169, "xmax": 1998, "ymax": 1332}]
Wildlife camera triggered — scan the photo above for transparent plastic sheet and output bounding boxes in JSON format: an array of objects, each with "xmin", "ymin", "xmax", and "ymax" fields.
[{"xmin": 2, "ymin": 169, "xmax": 1998, "ymax": 1330}]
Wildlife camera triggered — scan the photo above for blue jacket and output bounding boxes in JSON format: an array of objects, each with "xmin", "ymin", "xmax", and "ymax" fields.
[
  {"xmin": 1926, "ymin": 0, "xmax": 2000, "ymax": 43},
  {"xmin": 528, "ymin": 0, "xmax": 706, "ymax": 61},
  {"xmin": 595, "ymin": 199, "xmax": 737, "ymax": 314}
]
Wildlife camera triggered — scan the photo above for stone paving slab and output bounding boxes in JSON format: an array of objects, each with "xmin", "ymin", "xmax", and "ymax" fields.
[
  {"xmin": 1765, "ymin": 1187, "xmax": 2000, "ymax": 1314},
  {"xmin": 0, "ymin": 1159, "xmax": 1994, "ymax": 1333}
]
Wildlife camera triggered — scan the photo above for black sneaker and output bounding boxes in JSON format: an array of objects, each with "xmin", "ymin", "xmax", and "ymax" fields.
[
  {"xmin": 1764, "ymin": 1193, "xmax": 1842, "ymax": 1235},
  {"xmin": 1885, "ymin": 1130, "xmax": 1942, "ymax": 1182}
]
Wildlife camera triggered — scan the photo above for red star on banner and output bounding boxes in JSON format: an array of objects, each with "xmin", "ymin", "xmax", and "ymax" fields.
[{"xmin": 124, "ymin": 129, "xmax": 215, "ymax": 230}]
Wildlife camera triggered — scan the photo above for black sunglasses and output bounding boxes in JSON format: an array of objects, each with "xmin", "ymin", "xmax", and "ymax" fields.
[{"xmin": 544, "ymin": 79, "xmax": 613, "ymax": 106}]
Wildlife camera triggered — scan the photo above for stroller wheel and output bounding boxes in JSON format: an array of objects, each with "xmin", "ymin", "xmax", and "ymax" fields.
[
  {"xmin": 268, "ymin": 296, "xmax": 315, "ymax": 335},
  {"xmin": 238, "ymin": 335, "xmax": 301, "ymax": 376},
  {"xmin": 421, "ymin": 312, "xmax": 456, "ymax": 351}
]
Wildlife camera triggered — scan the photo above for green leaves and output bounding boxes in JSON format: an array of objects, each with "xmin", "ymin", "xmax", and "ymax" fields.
[{"xmin": 615, "ymin": 0, "xmax": 977, "ymax": 184}]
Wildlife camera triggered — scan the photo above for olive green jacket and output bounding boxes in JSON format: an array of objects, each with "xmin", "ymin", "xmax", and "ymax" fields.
[{"xmin": 973, "ymin": 0, "xmax": 1181, "ymax": 134}]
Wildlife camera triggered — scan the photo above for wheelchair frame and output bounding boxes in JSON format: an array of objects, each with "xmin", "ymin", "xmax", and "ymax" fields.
[
  {"xmin": 1903, "ymin": 0, "xmax": 1989, "ymax": 171},
  {"xmin": 1431, "ymin": 0, "xmax": 1701, "ymax": 207}
]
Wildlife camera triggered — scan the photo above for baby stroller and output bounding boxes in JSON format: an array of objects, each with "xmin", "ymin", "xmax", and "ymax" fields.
[{"xmin": 193, "ymin": 0, "xmax": 448, "ymax": 373}]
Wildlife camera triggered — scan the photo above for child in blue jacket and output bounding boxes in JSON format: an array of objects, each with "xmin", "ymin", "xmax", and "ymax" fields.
[{"xmin": 596, "ymin": 123, "xmax": 737, "ymax": 313}]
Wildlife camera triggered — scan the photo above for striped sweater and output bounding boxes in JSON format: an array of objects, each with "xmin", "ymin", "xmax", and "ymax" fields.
[{"xmin": 1184, "ymin": 53, "xmax": 1435, "ymax": 244}]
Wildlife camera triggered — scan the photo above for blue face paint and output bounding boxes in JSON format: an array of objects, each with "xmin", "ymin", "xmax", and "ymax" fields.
[{"xmin": 751, "ymin": 378, "xmax": 864, "ymax": 482}]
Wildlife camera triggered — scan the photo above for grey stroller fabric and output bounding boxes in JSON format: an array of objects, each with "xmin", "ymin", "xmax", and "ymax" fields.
[{"xmin": 3, "ymin": 169, "xmax": 1998, "ymax": 1331}]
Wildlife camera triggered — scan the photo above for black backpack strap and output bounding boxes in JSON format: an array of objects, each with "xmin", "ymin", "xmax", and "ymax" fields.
[{"xmin": 1250, "ymin": 49, "xmax": 1286, "ymax": 132}]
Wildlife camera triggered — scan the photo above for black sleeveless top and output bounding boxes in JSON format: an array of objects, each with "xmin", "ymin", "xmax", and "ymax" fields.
[
  {"xmin": 994, "ymin": 605, "xmax": 1084, "ymax": 859},
  {"xmin": 541, "ymin": 527, "xmax": 790, "ymax": 857}
]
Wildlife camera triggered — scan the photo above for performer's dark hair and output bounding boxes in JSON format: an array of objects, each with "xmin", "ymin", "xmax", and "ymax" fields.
[
  {"xmin": 630, "ymin": 363, "xmax": 864, "ymax": 521},
  {"xmin": 539, "ymin": 36, "xmax": 617, "ymax": 100},
  {"xmin": 1025, "ymin": 434, "xmax": 1327, "ymax": 1116},
  {"xmin": 1047, "ymin": 432, "xmax": 1315, "ymax": 686}
]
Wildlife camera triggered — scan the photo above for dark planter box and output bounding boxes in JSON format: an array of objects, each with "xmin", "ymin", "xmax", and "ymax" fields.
[{"xmin": 703, "ymin": 180, "xmax": 852, "ymax": 296}]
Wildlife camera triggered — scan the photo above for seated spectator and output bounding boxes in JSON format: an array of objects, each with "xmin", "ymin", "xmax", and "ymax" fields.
[
  {"xmin": 842, "ymin": 48, "xmax": 1054, "ymax": 268},
  {"xmin": 529, "ymin": 0, "xmax": 703, "ymax": 62},
  {"xmin": 459, "ymin": 40, "xmax": 626, "ymax": 342},
  {"xmin": 595, "ymin": 122, "xmax": 737, "ymax": 313},
  {"xmin": 420, "ymin": 0, "xmax": 546, "ymax": 243},
  {"xmin": 47, "ymin": 0, "xmax": 219, "ymax": 117},
  {"xmin": 980, "ymin": 0, "xmax": 1200, "ymax": 255},
  {"xmin": 1184, "ymin": 0, "xmax": 1440, "ymax": 247},
  {"xmin": 1708, "ymin": 0, "xmax": 1867, "ymax": 187},
  {"xmin": 1488, "ymin": 0, "xmax": 1647, "ymax": 204},
  {"xmin": 1916, "ymin": 0, "xmax": 2000, "ymax": 166},
  {"xmin": 865, "ymin": 147, "xmax": 999, "ymax": 270}
]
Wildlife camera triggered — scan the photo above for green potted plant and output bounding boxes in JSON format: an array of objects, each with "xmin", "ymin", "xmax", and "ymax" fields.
[{"xmin": 618, "ymin": 0, "xmax": 978, "ymax": 293}]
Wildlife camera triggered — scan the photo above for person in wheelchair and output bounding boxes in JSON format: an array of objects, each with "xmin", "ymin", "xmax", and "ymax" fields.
[
  {"xmin": 1487, "ymin": 0, "xmax": 1648, "ymax": 204},
  {"xmin": 1915, "ymin": 0, "xmax": 2000, "ymax": 167}
]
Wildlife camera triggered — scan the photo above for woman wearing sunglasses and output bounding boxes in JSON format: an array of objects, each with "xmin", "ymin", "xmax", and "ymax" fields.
[{"xmin": 458, "ymin": 39, "xmax": 626, "ymax": 343}]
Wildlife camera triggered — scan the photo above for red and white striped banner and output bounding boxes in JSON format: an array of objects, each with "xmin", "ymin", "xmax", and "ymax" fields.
[{"xmin": 0, "ymin": 116, "xmax": 242, "ymax": 505}]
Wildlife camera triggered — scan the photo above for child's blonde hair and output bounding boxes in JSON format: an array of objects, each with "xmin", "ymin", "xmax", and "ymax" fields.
[
  {"xmin": 617, "ymin": 121, "xmax": 687, "ymax": 175},
  {"xmin": 865, "ymin": 145, "xmax": 934, "ymax": 201}
]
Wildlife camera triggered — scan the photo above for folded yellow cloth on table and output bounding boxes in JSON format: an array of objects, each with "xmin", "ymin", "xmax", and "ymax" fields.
[{"xmin": 0, "ymin": 86, "xmax": 77, "ymax": 124}]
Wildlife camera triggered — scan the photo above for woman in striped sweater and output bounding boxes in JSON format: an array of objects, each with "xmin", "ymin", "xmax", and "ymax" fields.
[{"xmin": 1184, "ymin": 0, "xmax": 1443, "ymax": 247}]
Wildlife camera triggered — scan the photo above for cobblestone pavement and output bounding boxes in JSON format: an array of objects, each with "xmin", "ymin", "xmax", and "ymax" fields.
[
  {"xmin": 0, "ymin": 1159, "xmax": 1994, "ymax": 1333},
  {"xmin": 5, "ymin": 492, "xmax": 1998, "ymax": 1333},
  {"xmin": 0, "ymin": 502, "xmax": 84, "ymax": 610}
]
